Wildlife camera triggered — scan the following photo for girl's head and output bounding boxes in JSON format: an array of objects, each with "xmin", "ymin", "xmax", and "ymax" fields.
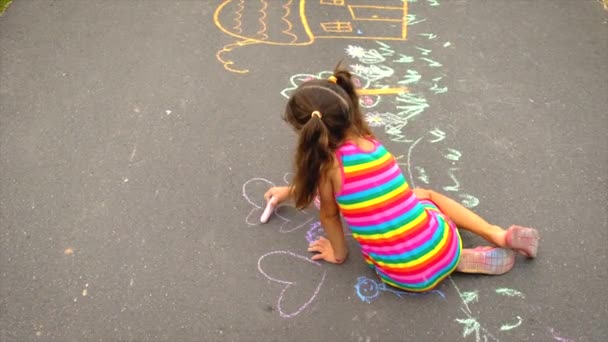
[{"xmin": 283, "ymin": 65, "xmax": 373, "ymax": 209}]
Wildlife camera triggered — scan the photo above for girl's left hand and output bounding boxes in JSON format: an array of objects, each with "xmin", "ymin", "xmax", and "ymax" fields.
[{"xmin": 307, "ymin": 237, "xmax": 345, "ymax": 264}]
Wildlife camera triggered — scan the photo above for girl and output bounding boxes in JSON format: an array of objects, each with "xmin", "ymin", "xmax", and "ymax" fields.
[{"xmin": 264, "ymin": 66, "xmax": 539, "ymax": 292}]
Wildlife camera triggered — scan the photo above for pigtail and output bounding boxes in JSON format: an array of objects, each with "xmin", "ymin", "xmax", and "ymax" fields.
[
  {"xmin": 333, "ymin": 63, "xmax": 374, "ymax": 137},
  {"xmin": 292, "ymin": 116, "xmax": 333, "ymax": 209}
]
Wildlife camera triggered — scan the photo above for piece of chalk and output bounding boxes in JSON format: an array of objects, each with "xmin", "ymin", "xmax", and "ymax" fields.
[{"xmin": 260, "ymin": 198, "xmax": 276, "ymax": 223}]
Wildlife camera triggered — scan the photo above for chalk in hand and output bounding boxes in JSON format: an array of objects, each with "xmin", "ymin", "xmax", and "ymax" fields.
[{"xmin": 260, "ymin": 197, "xmax": 277, "ymax": 223}]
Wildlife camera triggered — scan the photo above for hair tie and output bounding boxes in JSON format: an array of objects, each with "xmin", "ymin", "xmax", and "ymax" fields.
[
  {"xmin": 311, "ymin": 111, "xmax": 322, "ymax": 119},
  {"xmin": 328, "ymin": 76, "xmax": 337, "ymax": 84}
]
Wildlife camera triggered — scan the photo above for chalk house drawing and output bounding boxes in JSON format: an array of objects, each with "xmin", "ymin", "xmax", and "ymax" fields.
[{"xmin": 214, "ymin": 0, "xmax": 410, "ymax": 73}]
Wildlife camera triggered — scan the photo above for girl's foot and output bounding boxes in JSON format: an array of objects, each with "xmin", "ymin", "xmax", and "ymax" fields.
[
  {"xmin": 456, "ymin": 246, "xmax": 516, "ymax": 275},
  {"xmin": 505, "ymin": 225, "xmax": 539, "ymax": 258}
]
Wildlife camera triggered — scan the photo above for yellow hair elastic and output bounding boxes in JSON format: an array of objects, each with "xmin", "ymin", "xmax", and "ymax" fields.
[
  {"xmin": 311, "ymin": 111, "xmax": 322, "ymax": 119},
  {"xmin": 328, "ymin": 76, "xmax": 337, "ymax": 84}
]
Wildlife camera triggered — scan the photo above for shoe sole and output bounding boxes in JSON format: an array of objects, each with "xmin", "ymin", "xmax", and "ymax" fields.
[
  {"xmin": 457, "ymin": 248, "xmax": 516, "ymax": 275},
  {"xmin": 506, "ymin": 225, "xmax": 540, "ymax": 258}
]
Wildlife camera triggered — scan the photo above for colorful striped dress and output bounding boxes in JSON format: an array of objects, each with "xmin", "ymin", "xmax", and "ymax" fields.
[{"xmin": 335, "ymin": 139, "xmax": 462, "ymax": 292}]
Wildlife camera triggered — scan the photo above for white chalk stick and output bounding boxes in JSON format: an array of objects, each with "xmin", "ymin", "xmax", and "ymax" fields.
[{"xmin": 260, "ymin": 198, "xmax": 276, "ymax": 223}]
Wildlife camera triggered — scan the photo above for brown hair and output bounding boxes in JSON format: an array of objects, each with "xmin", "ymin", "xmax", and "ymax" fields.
[{"xmin": 283, "ymin": 64, "xmax": 374, "ymax": 209}]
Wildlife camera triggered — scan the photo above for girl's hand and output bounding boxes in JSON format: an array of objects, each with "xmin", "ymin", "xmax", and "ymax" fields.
[
  {"xmin": 264, "ymin": 186, "xmax": 292, "ymax": 205},
  {"xmin": 307, "ymin": 237, "xmax": 346, "ymax": 264}
]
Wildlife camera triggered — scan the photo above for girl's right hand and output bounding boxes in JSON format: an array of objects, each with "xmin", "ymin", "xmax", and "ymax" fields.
[{"xmin": 264, "ymin": 186, "xmax": 292, "ymax": 205}]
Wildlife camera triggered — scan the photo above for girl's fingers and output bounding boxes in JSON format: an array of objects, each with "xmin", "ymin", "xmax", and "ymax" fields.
[
  {"xmin": 311, "ymin": 254, "xmax": 325, "ymax": 261},
  {"xmin": 264, "ymin": 188, "xmax": 273, "ymax": 201},
  {"xmin": 307, "ymin": 245, "xmax": 324, "ymax": 253}
]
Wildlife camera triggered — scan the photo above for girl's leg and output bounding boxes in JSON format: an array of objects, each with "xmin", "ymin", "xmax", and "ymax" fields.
[
  {"xmin": 413, "ymin": 188, "xmax": 507, "ymax": 246},
  {"xmin": 414, "ymin": 188, "xmax": 539, "ymax": 258}
]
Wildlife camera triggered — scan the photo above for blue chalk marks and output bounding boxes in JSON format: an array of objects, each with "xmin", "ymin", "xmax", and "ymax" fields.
[{"xmin": 354, "ymin": 276, "xmax": 445, "ymax": 304}]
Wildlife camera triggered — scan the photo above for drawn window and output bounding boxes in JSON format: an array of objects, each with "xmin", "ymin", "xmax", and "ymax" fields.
[
  {"xmin": 320, "ymin": 0, "xmax": 344, "ymax": 5},
  {"xmin": 348, "ymin": 5, "xmax": 404, "ymax": 21},
  {"xmin": 320, "ymin": 21, "xmax": 352, "ymax": 33}
]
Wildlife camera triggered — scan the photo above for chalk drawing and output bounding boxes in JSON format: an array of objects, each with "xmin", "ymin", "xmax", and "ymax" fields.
[
  {"xmin": 258, "ymin": 250, "xmax": 327, "ymax": 318},
  {"xmin": 305, "ymin": 221, "xmax": 324, "ymax": 244},
  {"xmin": 214, "ymin": 0, "xmax": 410, "ymax": 73},
  {"xmin": 443, "ymin": 168, "xmax": 461, "ymax": 192},
  {"xmin": 450, "ymin": 277, "xmax": 551, "ymax": 341},
  {"xmin": 419, "ymin": 33, "xmax": 437, "ymax": 40},
  {"xmin": 499, "ymin": 316, "xmax": 522, "ymax": 331},
  {"xmin": 450, "ymin": 277, "xmax": 499, "ymax": 342},
  {"xmin": 256, "ymin": 4, "xmax": 560, "ymax": 339},
  {"xmin": 393, "ymin": 54, "xmax": 415, "ymax": 63},
  {"xmin": 495, "ymin": 288, "xmax": 525, "ymax": 298},
  {"xmin": 242, "ymin": 177, "xmax": 275, "ymax": 226},
  {"xmin": 461, "ymin": 290, "xmax": 479, "ymax": 305},
  {"xmin": 354, "ymin": 276, "xmax": 445, "ymax": 304},
  {"xmin": 242, "ymin": 176, "xmax": 314, "ymax": 232},
  {"xmin": 548, "ymin": 327, "xmax": 575, "ymax": 342}
]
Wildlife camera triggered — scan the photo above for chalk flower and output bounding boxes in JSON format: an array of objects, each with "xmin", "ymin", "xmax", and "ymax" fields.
[
  {"xmin": 365, "ymin": 112, "xmax": 384, "ymax": 127},
  {"xmin": 346, "ymin": 45, "xmax": 366, "ymax": 58}
]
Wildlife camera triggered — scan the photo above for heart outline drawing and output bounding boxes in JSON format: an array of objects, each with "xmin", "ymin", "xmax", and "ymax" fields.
[
  {"xmin": 242, "ymin": 176, "xmax": 315, "ymax": 233},
  {"xmin": 257, "ymin": 250, "xmax": 327, "ymax": 318}
]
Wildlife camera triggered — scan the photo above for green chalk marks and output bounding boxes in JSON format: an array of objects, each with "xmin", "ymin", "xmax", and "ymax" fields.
[
  {"xmin": 443, "ymin": 168, "xmax": 461, "ymax": 192},
  {"xmin": 416, "ymin": 47, "xmax": 432, "ymax": 56},
  {"xmin": 396, "ymin": 93, "xmax": 430, "ymax": 119},
  {"xmin": 444, "ymin": 148, "xmax": 462, "ymax": 161},
  {"xmin": 426, "ymin": 0, "xmax": 440, "ymax": 6},
  {"xmin": 398, "ymin": 70, "xmax": 422, "ymax": 85},
  {"xmin": 495, "ymin": 288, "xmax": 525, "ymax": 298},
  {"xmin": 406, "ymin": 14, "xmax": 427, "ymax": 26},
  {"xmin": 500, "ymin": 316, "xmax": 523, "ymax": 331},
  {"xmin": 419, "ymin": 33, "xmax": 437, "ymax": 40},
  {"xmin": 461, "ymin": 291, "xmax": 479, "ymax": 305},
  {"xmin": 420, "ymin": 57, "xmax": 442, "ymax": 67},
  {"xmin": 429, "ymin": 129, "xmax": 446, "ymax": 143},
  {"xmin": 375, "ymin": 41, "xmax": 395, "ymax": 57},
  {"xmin": 443, "ymin": 41, "xmax": 452, "ymax": 47},
  {"xmin": 430, "ymin": 83, "xmax": 448, "ymax": 94},
  {"xmin": 393, "ymin": 54, "xmax": 415, "ymax": 63},
  {"xmin": 459, "ymin": 194, "xmax": 480, "ymax": 208},
  {"xmin": 455, "ymin": 318, "xmax": 481, "ymax": 342},
  {"xmin": 415, "ymin": 166, "xmax": 430, "ymax": 184}
]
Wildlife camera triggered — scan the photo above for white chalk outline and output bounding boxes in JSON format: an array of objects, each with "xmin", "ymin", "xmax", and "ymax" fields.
[{"xmin": 258, "ymin": 250, "xmax": 327, "ymax": 318}]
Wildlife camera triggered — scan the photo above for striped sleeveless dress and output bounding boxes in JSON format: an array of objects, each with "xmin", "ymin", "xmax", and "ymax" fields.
[{"xmin": 335, "ymin": 139, "xmax": 462, "ymax": 292}]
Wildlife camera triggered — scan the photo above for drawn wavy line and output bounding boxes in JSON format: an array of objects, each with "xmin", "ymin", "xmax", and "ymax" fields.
[
  {"xmin": 216, "ymin": 39, "xmax": 259, "ymax": 74},
  {"xmin": 232, "ymin": 0, "xmax": 244, "ymax": 34},
  {"xmin": 257, "ymin": 0, "xmax": 269, "ymax": 41},
  {"xmin": 281, "ymin": 0, "xmax": 298, "ymax": 44}
]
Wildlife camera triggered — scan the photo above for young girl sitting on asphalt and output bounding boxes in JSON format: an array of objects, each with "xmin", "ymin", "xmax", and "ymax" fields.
[{"xmin": 264, "ymin": 66, "xmax": 539, "ymax": 292}]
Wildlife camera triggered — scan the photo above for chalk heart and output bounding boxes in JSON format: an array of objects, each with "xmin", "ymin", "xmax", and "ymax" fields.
[
  {"xmin": 242, "ymin": 178, "xmax": 275, "ymax": 226},
  {"xmin": 274, "ymin": 204, "xmax": 315, "ymax": 233},
  {"xmin": 242, "ymin": 177, "xmax": 315, "ymax": 231},
  {"xmin": 258, "ymin": 251, "xmax": 327, "ymax": 318}
]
